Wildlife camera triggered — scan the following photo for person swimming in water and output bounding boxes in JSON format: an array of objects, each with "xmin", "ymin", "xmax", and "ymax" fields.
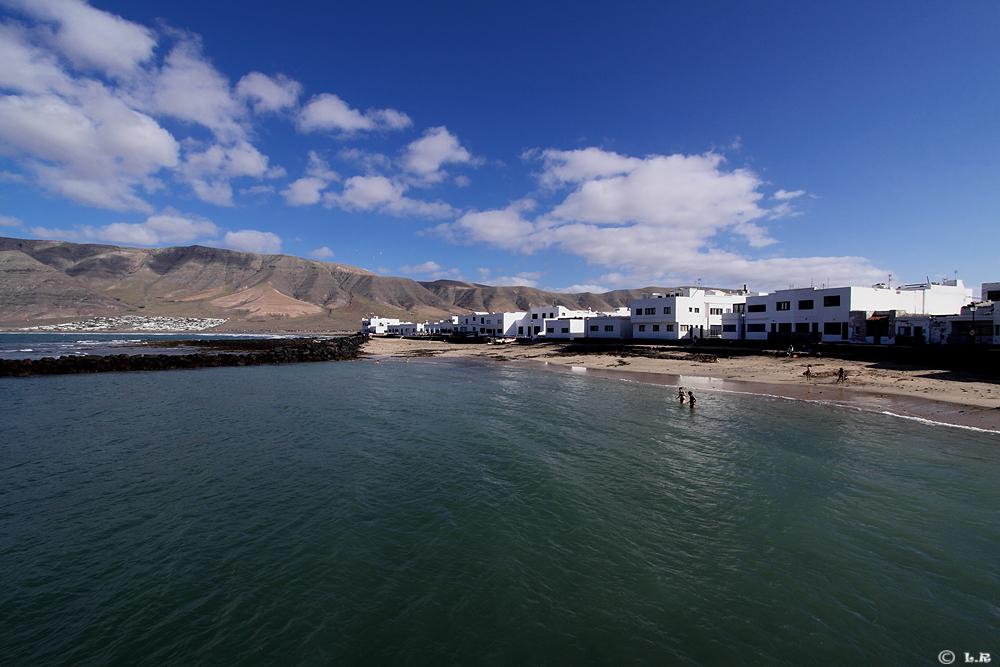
[
  {"xmin": 678, "ymin": 387, "xmax": 686, "ymax": 403},
  {"xmin": 687, "ymin": 391, "xmax": 696, "ymax": 407}
]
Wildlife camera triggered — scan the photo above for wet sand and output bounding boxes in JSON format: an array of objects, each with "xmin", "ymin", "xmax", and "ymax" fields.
[{"xmin": 364, "ymin": 338, "xmax": 1000, "ymax": 432}]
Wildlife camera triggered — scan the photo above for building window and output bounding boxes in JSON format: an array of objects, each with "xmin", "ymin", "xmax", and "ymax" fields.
[
  {"xmin": 561, "ymin": 327, "xmax": 569, "ymax": 333},
  {"xmin": 723, "ymin": 324, "xmax": 736, "ymax": 332},
  {"xmin": 770, "ymin": 323, "xmax": 776, "ymax": 332},
  {"xmin": 747, "ymin": 323, "xmax": 766, "ymax": 332},
  {"xmin": 665, "ymin": 324, "xmax": 674, "ymax": 331},
  {"xmin": 638, "ymin": 325, "xmax": 646, "ymax": 332},
  {"xmin": 605, "ymin": 325, "xmax": 614, "ymax": 331},
  {"xmin": 710, "ymin": 308, "xmax": 723, "ymax": 315},
  {"xmin": 652, "ymin": 324, "xmax": 660, "ymax": 331},
  {"xmin": 824, "ymin": 322, "xmax": 842, "ymax": 335},
  {"xmin": 798, "ymin": 299, "xmax": 814, "ymax": 310},
  {"xmin": 824, "ymin": 295, "xmax": 841, "ymax": 307},
  {"xmin": 532, "ymin": 313, "xmax": 538, "ymax": 319},
  {"xmin": 663, "ymin": 307, "xmax": 671, "ymax": 314},
  {"xmin": 710, "ymin": 325, "xmax": 722, "ymax": 337},
  {"xmin": 679, "ymin": 324, "xmax": 690, "ymax": 332},
  {"xmin": 795, "ymin": 322, "xmax": 810, "ymax": 333},
  {"xmin": 518, "ymin": 326, "xmax": 524, "ymax": 334},
  {"xmin": 899, "ymin": 326, "xmax": 911, "ymax": 336},
  {"xmin": 644, "ymin": 307, "xmax": 656, "ymax": 315},
  {"xmin": 779, "ymin": 323, "xmax": 792, "ymax": 333},
  {"xmin": 694, "ymin": 307, "xmax": 700, "ymax": 313},
  {"xmin": 635, "ymin": 309, "xmax": 642, "ymax": 316},
  {"xmin": 689, "ymin": 307, "xmax": 693, "ymax": 312},
  {"xmin": 533, "ymin": 326, "xmax": 540, "ymax": 334},
  {"xmin": 747, "ymin": 304, "xmax": 766, "ymax": 312},
  {"xmin": 547, "ymin": 327, "xmax": 554, "ymax": 333},
  {"xmin": 590, "ymin": 325, "xmax": 599, "ymax": 332},
  {"xmin": 777, "ymin": 301, "xmax": 790, "ymax": 311}
]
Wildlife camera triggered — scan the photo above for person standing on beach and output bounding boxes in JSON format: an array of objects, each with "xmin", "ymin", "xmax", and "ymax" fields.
[
  {"xmin": 678, "ymin": 387, "xmax": 686, "ymax": 403},
  {"xmin": 803, "ymin": 364, "xmax": 812, "ymax": 380},
  {"xmin": 837, "ymin": 367, "xmax": 845, "ymax": 383}
]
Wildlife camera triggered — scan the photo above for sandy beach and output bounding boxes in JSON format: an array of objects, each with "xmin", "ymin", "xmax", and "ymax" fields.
[{"xmin": 363, "ymin": 337, "xmax": 1000, "ymax": 432}]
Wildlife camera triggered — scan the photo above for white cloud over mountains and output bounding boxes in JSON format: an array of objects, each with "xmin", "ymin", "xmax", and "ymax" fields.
[
  {"xmin": 436, "ymin": 148, "xmax": 884, "ymax": 289},
  {"xmin": 0, "ymin": 0, "xmax": 419, "ymax": 213},
  {"xmin": 0, "ymin": 2, "xmax": 884, "ymax": 290},
  {"xmin": 30, "ymin": 207, "xmax": 281, "ymax": 254}
]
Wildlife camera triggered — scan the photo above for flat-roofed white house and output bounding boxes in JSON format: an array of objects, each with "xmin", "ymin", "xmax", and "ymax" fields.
[
  {"xmin": 946, "ymin": 301, "xmax": 1000, "ymax": 344},
  {"xmin": 742, "ymin": 280, "xmax": 973, "ymax": 343},
  {"xmin": 424, "ymin": 316, "xmax": 458, "ymax": 335},
  {"xmin": 584, "ymin": 314, "xmax": 632, "ymax": 339},
  {"xmin": 518, "ymin": 306, "xmax": 596, "ymax": 338},
  {"xmin": 362, "ymin": 317, "xmax": 401, "ymax": 334},
  {"xmin": 454, "ymin": 311, "xmax": 526, "ymax": 337},
  {"xmin": 630, "ymin": 288, "xmax": 747, "ymax": 340},
  {"xmin": 386, "ymin": 321, "xmax": 425, "ymax": 335}
]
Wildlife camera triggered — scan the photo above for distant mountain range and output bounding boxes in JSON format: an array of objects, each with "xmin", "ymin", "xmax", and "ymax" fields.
[{"xmin": 0, "ymin": 237, "xmax": 684, "ymax": 331}]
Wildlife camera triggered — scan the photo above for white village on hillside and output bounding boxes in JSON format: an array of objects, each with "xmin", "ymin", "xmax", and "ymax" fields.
[{"xmin": 364, "ymin": 279, "xmax": 1000, "ymax": 346}]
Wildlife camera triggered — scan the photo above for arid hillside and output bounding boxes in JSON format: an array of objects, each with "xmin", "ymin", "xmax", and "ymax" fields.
[{"xmin": 0, "ymin": 237, "xmax": 681, "ymax": 331}]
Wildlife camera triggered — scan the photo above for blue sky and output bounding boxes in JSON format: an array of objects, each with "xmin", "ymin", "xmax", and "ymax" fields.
[{"xmin": 0, "ymin": 0, "xmax": 997, "ymax": 293}]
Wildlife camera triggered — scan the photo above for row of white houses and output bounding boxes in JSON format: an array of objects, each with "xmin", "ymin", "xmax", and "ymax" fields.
[{"xmin": 362, "ymin": 279, "xmax": 1000, "ymax": 345}]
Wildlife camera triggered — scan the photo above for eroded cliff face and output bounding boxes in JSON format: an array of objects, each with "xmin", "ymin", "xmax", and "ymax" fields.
[{"xmin": 0, "ymin": 236, "xmax": 673, "ymax": 330}]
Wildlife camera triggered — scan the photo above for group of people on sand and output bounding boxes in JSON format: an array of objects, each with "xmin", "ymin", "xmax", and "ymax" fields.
[
  {"xmin": 677, "ymin": 387, "xmax": 696, "ymax": 407},
  {"xmin": 802, "ymin": 364, "xmax": 847, "ymax": 383}
]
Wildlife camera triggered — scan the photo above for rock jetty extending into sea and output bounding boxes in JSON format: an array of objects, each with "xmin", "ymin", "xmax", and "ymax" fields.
[{"xmin": 0, "ymin": 334, "xmax": 368, "ymax": 377}]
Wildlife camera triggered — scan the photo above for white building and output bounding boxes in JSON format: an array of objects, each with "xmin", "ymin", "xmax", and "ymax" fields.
[
  {"xmin": 386, "ymin": 321, "xmax": 425, "ymax": 335},
  {"xmin": 516, "ymin": 306, "xmax": 596, "ymax": 338},
  {"xmin": 584, "ymin": 314, "xmax": 632, "ymax": 339},
  {"xmin": 362, "ymin": 317, "xmax": 401, "ymax": 335},
  {"xmin": 454, "ymin": 311, "xmax": 526, "ymax": 337},
  {"xmin": 945, "ymin": 301, "xmax": 1000, "ymax": 345},
  {"xmin": 631, "ymin": 288, "xmax": 747, "ymax": 340},
  {"xmin": 424, "ymin": 316, "xmax": 458, "ymax": 335},
  {"xmin": 741, "ymin": 280, "xmax": 973, "ymax": 343}
]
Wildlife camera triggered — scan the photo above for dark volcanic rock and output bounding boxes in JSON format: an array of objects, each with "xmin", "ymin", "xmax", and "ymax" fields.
[{"xmin": 0, "ymin": 334, "xmax": 368, "ymax": 377}]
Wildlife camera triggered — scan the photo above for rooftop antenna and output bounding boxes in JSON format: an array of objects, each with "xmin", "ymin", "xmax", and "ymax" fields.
[
  {"xmin": 810, "ymin": 277, "xmax": 814, "ymax": 288},
  {"xmin": 888, "ymin": 273, "xmax": 892, "ymax": 289}
]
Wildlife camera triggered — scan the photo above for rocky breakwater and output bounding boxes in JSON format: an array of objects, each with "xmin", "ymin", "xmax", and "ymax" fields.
[{"xmin": 0, "ymin": 334, "xmax": 368, "ymax": 377}]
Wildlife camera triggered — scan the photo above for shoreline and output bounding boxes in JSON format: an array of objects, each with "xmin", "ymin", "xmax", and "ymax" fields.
[{"xmin": 363, "ymin": 338, "xmax": 1000, "ymax": 432}]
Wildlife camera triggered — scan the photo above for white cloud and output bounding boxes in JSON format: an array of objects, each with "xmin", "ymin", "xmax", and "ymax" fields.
[
  {"xmin": 7, "ymin": 0, "xmax": 156, "ymax": 77},
  {"xmin": 236, "ymin": 71, "xmax": 301, "ymax": 114},
  {"xmin": 337, "ymin": 147, "xmax": 392, "ymax": 172},
  {"xmin": 548, "ymin": 283, "xmax": 610, "ymax": 294},
  {"xmin": 0, "ymin": 10, "xmax": 288, "ymax": 211},
  {"xmin": 435, "ymin": 148, "xmax": 885, "ymax": 290},
  {"xmin": 221, "ymin": 229, "xmax": 281, "ymax": 254},
  {"xmin": 28, "ymin": 209, "xmax": 218, "ymax": 246},
  {"xmin": 774, "ymin": 189, "xmax": 806, "ymax": 200},
  {"xmin": 297, "ymin": 93, "xmax": 411, "ymax": 134},
  {"xmin": 325, "ymin": 175, "xmax": 455, "ymax": 218},
  {"xmin": 531, "ymin": 146, "xmax": 641, "ymax": 188},
  {"xmin": 455, "ymin": 174, "xmax": 470, "ymax": 187},
  {"xmin": 307, "ymin": 246, "xmax": 335, "ymax": 260},
  {"xmin": 436, "ymin": 199, "xmax": 538, "ymax": 251},
  {"xmin": 240, "ymin": 184, "xmax": 274, "ymax": 196},
  {"xmin": 402, "ymin": 126, "xmax": 472, "ymax": 184},
  {"xmin": 0, "ymin": 214, "xmax": 23, "ymax": 227},
  {"xmin": 281, "ymin": 151, "xmax": 338, "ymax": 206},
  {"xmin": 143, "ymin": 37, "xmax": 245, "ymax": 142},
  {"xmin": 399, "ymin": 260, "xmax": 442, "ymax": 274},
  {"xmin": 428, "ymin": 267, "xmax": 462, "ymax": 280},
  {"xmin": 178, "ymin": 140, "xmax": 275, "ymax": 206},
  {"xmin": 479, "ymin": 271, "xmax": 543, "ymax": 288}
]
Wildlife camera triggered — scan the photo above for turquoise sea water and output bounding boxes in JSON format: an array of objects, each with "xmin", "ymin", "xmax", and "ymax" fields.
[{"xmin": 1, "ymin": 358, "xmax": 998, "ymax": 665}]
